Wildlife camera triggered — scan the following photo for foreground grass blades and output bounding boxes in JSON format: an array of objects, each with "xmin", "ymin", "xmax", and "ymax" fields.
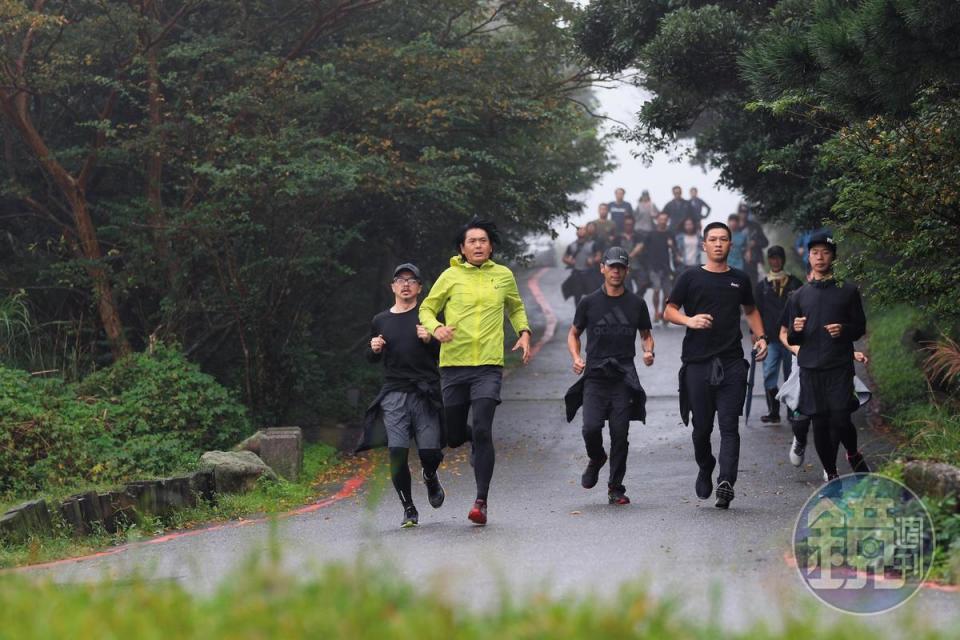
[{"xmin": 0, "ymin": 551, "xmax": 956, "ymax": 640}]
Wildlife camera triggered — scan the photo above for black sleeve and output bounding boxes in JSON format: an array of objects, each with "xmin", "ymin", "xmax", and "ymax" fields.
[
  {"xmin": 637, "ymin": 299, "xmax": 652, "ymax": 332},
  {"xmin": 843, "ymin": 287, "xmax": 867, "ymax": 342},
  {"xmin": 754, "ymin": 281, "xmax": 764, "ymax": 311},
  {"xmin": 667, "ymin": 269, "xmax": 690, "ymax": 307},
  {"xmin": 740, "ymin": 272, "xmax": 755, "ymax": 306},
  {"xmin": 366, "ymin": 317, "xmax": 382, "ymax": 363},
  {"xmin": 778, "ymin": 302, "xmax": 791, "ymax": 329},
  {"xmin": 573, "ymin": 296, "xmax": 589, "ymax": 331}
]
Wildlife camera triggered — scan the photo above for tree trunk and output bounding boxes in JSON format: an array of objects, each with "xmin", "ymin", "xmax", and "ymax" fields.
[{"xmin": 0, "ymin": 94, "xmax": 132, "ymax": 360}]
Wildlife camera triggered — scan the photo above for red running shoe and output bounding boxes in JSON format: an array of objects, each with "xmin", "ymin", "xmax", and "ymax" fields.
[{"xmin": 468, "ymin": 499, "xmax": 487, "ymax": 525}]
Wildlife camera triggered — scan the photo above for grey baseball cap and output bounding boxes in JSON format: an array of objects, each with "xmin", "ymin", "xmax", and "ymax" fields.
[
  {"xmin": 602, "ymin": 246, "xmax": 630, "ymax": 267},
  {"xmin": 392, "ymin": 263, "xmax": 422, "ymax": 281}
]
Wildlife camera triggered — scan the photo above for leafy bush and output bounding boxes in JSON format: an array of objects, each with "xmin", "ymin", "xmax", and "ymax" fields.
[{"xmin": 0, "ymin": 346, "xmax": 252, "ymax": 498}]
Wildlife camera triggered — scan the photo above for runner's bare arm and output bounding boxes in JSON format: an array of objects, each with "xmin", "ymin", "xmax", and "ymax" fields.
[
  {"xmin": 779, "ymin": 326, "xmax": 799, "ymax": 356},
  {"xmin": 663, "ymin": 303, "xmax": 713, "ymax": 329},
  {"xmin": 567, "ymin": 325, "xmax": 585, "ymax": 374},
  {"xmin": 640, "ymin": 329, "xmax": 654, "ymax": 366},
  {"xmin": 742, "ymin": 304, "xmax": 768, "ymax": 361}
]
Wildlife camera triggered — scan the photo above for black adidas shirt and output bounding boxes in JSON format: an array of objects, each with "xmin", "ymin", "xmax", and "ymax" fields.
[
  {"xmin": 573, "ymin": 287, "xmax": 652, "ymax": 367},
  {"xmin": 368, "ymin": 305, "xmax": 440, "ymax": 384},
  {"xmin": 668, "ymin": 266, "xmax": 754, "ymax": 363}
]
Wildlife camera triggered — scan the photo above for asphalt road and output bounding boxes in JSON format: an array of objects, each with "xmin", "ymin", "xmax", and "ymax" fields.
[{"xmin": 23, "ymin": 266, "xmax": 960, "ymax": 633}]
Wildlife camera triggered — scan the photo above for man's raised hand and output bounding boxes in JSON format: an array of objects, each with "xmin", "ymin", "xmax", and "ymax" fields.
[
  {"xmin": 686, "ymin": 314, "xmax": 713, "ymax": 330},
  {"xmin": 434, "ymin": 326, "xmax": 456, "ymax": 343},
  {"xmin": 370, "ymin": 335, "xmax": 386, "ymax": 353}
]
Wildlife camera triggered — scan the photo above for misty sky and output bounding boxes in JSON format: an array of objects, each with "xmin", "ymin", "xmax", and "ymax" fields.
[{"xmin": 555, "ymin": 81, "xmax": 744, "ymax": 245}]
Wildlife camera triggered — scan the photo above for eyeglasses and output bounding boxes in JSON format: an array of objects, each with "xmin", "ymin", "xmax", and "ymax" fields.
[{"xmin": 392, "ymin": 277, "xmax": 420, "ymax": 285}]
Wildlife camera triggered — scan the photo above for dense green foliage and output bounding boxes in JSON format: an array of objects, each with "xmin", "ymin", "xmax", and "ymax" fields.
[
  {"xmin": 575, "ymin": 0, "xmax": 960, "ymax": 324},
  {"xmin": 0, "ymin": 345, "xmax": 250, "ymax": 497},
  {"xmin": 0, "ymin": 0, "xmax": 610, "ymax": 421},
  {"xmin": 0, "ymin": 553, "xmax": 957, "ymax": 639}
]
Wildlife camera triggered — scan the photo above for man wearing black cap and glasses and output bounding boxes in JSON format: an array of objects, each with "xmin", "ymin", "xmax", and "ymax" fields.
[
  {"xmin": 565, "ymin": 246, "xmax": 655, "ymax": 506},
  {"xmin": 357, "ymin": 263, "xmax": 445, "ymax": 528}
]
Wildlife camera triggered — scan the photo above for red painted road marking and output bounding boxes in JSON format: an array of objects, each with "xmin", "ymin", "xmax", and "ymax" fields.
[
  {"xmin": 526, "ymin": 266, "xmax": 558, "ymax": 358},
  {"xmin": 782, "ymin": 551, "xmax": 960, "ymax": 593},
  {"xmin": 8, "ymin": 463, "xmax": 373, "ymax": 574}
]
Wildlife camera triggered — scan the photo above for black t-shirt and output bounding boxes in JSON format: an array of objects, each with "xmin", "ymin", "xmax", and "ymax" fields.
[
  {"xmin": 573, "ymin": 288, "xmax": 652, "ymax": 367},
  {"xmin": 644, "ymin": 230, "xmax": 673, "ymax": 271},
  {"xmin": 668, "ymin": 266, "xmax": 755, "ymax": 363},
  {"xmin": 368, "ymin": 305, "xmax": 440, "ymax": 383}
]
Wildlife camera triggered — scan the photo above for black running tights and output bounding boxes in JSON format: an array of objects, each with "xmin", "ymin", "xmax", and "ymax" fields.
[
  {"xmin": 389, "ymin": 447, "xmax": 443, "ymax": 507},
  {"xmin": 811, "ymin": 411, "xmax": 858, "ymax": 476}
]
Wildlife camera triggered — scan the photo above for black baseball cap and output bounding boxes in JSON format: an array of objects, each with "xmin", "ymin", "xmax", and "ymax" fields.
[
  {"xmin": 767, "ymin": 245, "xmax": 786, "ymax": 260},
  {"xmin": 807, "ymin": 231, "xmax": 837, "ymax": 255},
  {"xmin": 392, "ymin": 263, "xmax": 422, "ymax": 281},
  {"xmin": 602, "ymin": 246, "xmax": 630, "ymax": 267}
]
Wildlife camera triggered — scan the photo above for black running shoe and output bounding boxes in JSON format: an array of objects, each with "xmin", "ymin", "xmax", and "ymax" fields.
[
  {"xmin": 422, "ymin": 469, "xmax": 445, "ymax": 508},
  {"xmin": 581, "ymin": 452, "xmax": 608, "ymax": 489},
  {"xmin": 695, "ymin": 458, "xmax": 716, "ymax": 500},
  {"xmin": 401, "ymin": 505, "xmax": 419, "ymax": 528},
  {"xmin": 846, "ymin": 451, "xmax": 870, "ymax": 473},
  {"xmin": 696, "ymin": 469, "xmax": 714, "ymax": 500},
  {"xmin": 714, "ymin": 481, "xmax": 734, "ymax": 509},
  {"xmin": 608, "ymin": 489, "xmax": 630, "ymax": 505}
]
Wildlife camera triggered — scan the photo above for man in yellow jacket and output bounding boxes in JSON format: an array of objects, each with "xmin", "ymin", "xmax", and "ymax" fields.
[{"xmin": 420, "ymin": 219, "xmax": 532, "ymax": 525}]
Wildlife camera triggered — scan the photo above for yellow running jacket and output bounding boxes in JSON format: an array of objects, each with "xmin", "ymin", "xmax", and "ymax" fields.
[{"xmin": 419, "ymin": 256, "xmax": 530, "ymax": 367}]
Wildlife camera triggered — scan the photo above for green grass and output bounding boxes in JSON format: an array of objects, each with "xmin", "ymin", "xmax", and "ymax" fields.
[
  {"xmin": 867, "ymin": 305, "xmax": 960, "ymax": 581},
  {"xmin": 0, "ymin": 443, "xmax": 341, "ymax": 569},
  {"xmin": 0, "ymin": 548, "xmax": 957, "ymax": 639},
  {"xmin": 868, "ymin": 305, "xmax": 960, "ymax": 465}
]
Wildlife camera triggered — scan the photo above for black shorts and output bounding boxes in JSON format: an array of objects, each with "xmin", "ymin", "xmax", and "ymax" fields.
[
  {"xmin": 440, "ymin": 365, "xmax": 504, "ymax": 406},
  {"xmin": 798, "ymin": 364, "xmax": 859, "ymax": 416}
]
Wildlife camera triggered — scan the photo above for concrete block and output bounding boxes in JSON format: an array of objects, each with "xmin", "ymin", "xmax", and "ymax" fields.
[{"xmin": 260, "ymin": 427, "xmax": 303, "ymax": 481}]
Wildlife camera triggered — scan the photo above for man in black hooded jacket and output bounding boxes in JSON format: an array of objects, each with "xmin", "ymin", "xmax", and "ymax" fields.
[{"xmin": 784, "ymin": 232, "xmax": 870, "ymax": 481}]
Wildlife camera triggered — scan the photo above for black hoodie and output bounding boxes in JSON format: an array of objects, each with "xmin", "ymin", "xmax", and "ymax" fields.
[{"xmin": 784, "ymin": 278, "xmax": 866, "ymax": 370}]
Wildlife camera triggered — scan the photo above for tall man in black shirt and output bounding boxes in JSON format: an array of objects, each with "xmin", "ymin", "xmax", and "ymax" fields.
[
  {"xmin": 360, "ymin": 263, "xmax": 445, "ymax": 528},
  {"xmin": 664, "ymin": 222, "xmax": 768, "ymax": 509},
  {"xmin": 784, "ymin": 232, "xmax": 869, "ymax": 480},
  {"xmin": 566, "ymin": 247, "xmax": 655, "ymax": 505}
]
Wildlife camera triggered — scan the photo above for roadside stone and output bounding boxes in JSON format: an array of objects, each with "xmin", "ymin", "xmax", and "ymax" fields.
[
  {"xmin": 200, "ymin": 450, "xmax": 278, "ymax": 494},
  {"xmin": 159, "ymin": 475, "xmax": 197, "ymax": 511},
  {"xmin": 97, "ymin": 491, "xmax": 139, "ymax": 533},
  {"xmin": 903, "ymin": 461, "xmax": 960, "ymax": 509},
  {"xmin": 234, "ymin": 430, "xmax": 265, "ymax": 455},
  {"xmin": 0, "ymin": 500, "xmax": 53, "ymax": 543},
  {"xmin": 259, "ymin": 427, "xmax": 303, "ymax": 481},
  {"xmin": 76, "ymin": 491, "xmax": 105, "ymax": 530},
  {"xmin": 59, "ymin": 496, "xmax": 90, "ymax": 536},
  {"xmin": 189, "ymin": 468, "xmax": 217, "ymax": 503},
  {"xmin": 125, "ymin": 480, "xmax": 163, "ymax": 516}
]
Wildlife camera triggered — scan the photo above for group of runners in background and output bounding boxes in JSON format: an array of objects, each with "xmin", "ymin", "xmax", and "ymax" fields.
[{"xmin": 358, "ymin": 207, "xmax": 870, "ymax": 528}]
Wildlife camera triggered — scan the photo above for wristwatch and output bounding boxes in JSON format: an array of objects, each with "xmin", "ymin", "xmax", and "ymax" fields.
[{"xmin": 756, "ymin": 335, "xmax": 768, "ymax": 342}]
